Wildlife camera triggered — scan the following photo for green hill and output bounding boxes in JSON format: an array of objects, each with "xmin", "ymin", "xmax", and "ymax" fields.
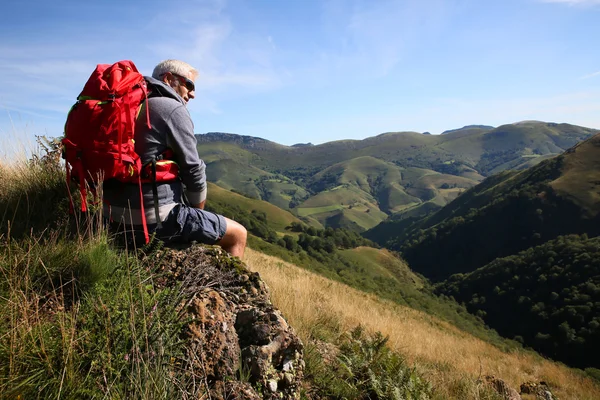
[
  {"xmin": 338, "ymin": 246, "xmax": 425, "ymax": 290},
  {"xmin": 391, "ymin": 133, "xmax": 600, "ymax": 282},
  {"xmin": 438, "ymin": 234, "xmax": 600, "ymax": 369},
  {"xmin": 197, "ymin": 122, "xmax": 597, "ymax": 230},
  {"xmin": 373, "ymin": 133, "xmax": 600, "ymax": 369},
  {"xmin": 4, "ymin": 137, "xmax": 600, "ymax": 398},
  {"xmin": 207, "ymin": 182, "xmax": 304, "ymax": 233}
]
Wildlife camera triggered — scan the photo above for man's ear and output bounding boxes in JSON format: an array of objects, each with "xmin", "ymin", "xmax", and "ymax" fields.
[{"xmin": 161, "ymin": 72, "xmax": 173, "ymax": 86}]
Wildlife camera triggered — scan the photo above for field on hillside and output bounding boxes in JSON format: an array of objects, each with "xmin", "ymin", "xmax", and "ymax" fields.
[
  {"xmin": 243, "ymin": 248, "xmax": 600, "ymax": 400},
  {"xmin": 198, "ymin": 123, "xmax": 598, "ymax": 230},
  {"xmin": 296, "ymin": 185, "xmax": 388, "ymax": 231},
  {"xmin": 207, "ymin": 182, "xmax": 302, "ymax": 232},
  {"xmin": 338, "ymin": 246, "xmax": 425, "ymax": 289},
  {"xmin": 551, "ymin": 134, "xmax": 600, "ymax": 217}
]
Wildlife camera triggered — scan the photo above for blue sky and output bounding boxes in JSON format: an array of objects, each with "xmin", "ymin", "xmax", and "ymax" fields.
[{"xmin": 1, "ymin": 0, "xmax": 599, "ymax": 147}]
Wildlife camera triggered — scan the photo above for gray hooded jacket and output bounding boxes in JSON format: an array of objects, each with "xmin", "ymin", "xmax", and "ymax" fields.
[{"xmin": 103, "ymin": 76, "xmax": 207, "ymax": 227}]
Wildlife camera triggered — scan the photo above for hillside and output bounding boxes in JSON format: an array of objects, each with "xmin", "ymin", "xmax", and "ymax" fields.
[
  {"xmin": 207, "ymin": 181, "xmax": 304, "ymax": 233},
  {"xmin": 2, "ymin": 139, "xmax": 600, "ymax": 399},
  {"xmin": 393, "ymin": 132, "xmax": 600, "ymax": 281},
  {"xmin": 383, "ymin": 133, "xmax": 600, "ymax": 369},
  {"xmin": 243, "ymin": 248, "xmax": 600, "ymax": 400},
  {"xmin": 203, "ymin": 179, "xmax": 600, "ymax": 376},
  {"xmin": 438, "ymin": 234, "xmax": 600, "ymax": 369},
  {"xmin": 197, "ymin": 122, "xmax": 597, "ymax": 231}
]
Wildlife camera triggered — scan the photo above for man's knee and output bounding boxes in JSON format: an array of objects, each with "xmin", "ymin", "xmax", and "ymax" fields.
[{"xmin": 223, "ymin": 217, "xmax": 247, "ymax": 243}]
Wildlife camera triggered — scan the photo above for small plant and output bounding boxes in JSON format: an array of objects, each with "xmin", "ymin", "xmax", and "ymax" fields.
[
  {"xmin": 337, "ymin": 325, "xmax": 433, "ymax": 399},
  {"xmin": 303, "ymin": 325, "xmax": 433, "ymax": 399}
]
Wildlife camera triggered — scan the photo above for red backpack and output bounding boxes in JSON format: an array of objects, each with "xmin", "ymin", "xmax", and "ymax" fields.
[{"xmin": 62, "ymin": 60, "xmax": 152, "ymax": 242}]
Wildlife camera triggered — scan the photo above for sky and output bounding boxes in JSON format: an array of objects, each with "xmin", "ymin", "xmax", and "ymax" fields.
[{"xmin": 1, "ymin": 0, "xmax": 599, "ymax": 147}]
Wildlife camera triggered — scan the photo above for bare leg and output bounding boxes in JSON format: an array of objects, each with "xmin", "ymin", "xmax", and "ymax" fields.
[{"xmin": 217, "ymin": 217, "xmax": 247, "ymax": 258}]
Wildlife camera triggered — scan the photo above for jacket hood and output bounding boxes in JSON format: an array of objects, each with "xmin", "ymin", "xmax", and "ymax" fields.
[{"xmin": 144, "ymin": 76, "xmax": 186, "ymax": 105}]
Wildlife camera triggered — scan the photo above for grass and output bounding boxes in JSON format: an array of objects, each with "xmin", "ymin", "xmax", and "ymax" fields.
[
  {"xmin": 208, "ymin": 182, "xmax": 303, "ymax": 233},
  {"xmin": 338, "ymin": 247, "xmax": 424, "ymax": 289},
  {"xmin": 0, "ymin": 143, "xmax": 197, "ymax": 398},
  {"xmin": 243, "ymin": 247, "xmax": 600, "ymax": 400},
  {"xmin": 0, "ymin": 228, "xmax": 193, "ymax": 398},
  {"xmin": 341, "ymin": 207, "xmax": 388, "ymax": 230},
  {"xmin": 551, "ymin": 133, "xmax": 600, "ymax": 217},
  {"xmin": 3, "ymin": 135, "xmax": 600, "ymax": 399},
  {"xmin": 296, "ymin": 204, "xmax": 344, "ymax": 217}
]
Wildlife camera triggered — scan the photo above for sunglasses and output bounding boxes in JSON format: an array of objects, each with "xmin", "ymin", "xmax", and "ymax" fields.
[{"xmin": 165, "ymin": 72, "xmax": 195, "ymax": 92}]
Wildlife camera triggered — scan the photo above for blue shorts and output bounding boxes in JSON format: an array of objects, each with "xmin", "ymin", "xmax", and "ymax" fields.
[
  {"xmin": 109, "ymin": 204, "xmax": 227, "ymax": 246},
  {"xmin": 157, "ymin": 204, "xmax": 227, "ymax": 245}
]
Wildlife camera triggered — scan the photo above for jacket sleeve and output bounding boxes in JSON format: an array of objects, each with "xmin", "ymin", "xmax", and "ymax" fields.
[{"xmin": 164, "ymin": 105, "xmax": 207, "ymax": 204}]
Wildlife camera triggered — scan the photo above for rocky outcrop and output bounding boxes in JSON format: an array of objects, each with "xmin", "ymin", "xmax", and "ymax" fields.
[
  {"xmin": 520, "ymin": 381, "xmax": 556, "ymax": 400},
  {"xmin": 148, "ymin": 245, "xmax": 304, "ymax": 399},
  {"xmin": 483, "ymin": 376, "xmax": 558, "ymax": 400},
  {"xmin": 484, "ymin": 375, "xmax": 522, "ymax": 400}
]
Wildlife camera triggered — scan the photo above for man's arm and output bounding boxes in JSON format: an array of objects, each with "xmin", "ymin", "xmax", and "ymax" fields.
[{"xmin": 164, "ymin": 105, "xmax": 208, "ymax": 205}]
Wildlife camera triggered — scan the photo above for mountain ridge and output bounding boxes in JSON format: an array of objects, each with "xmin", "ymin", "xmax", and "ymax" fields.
[{"xmin": 196, "ymin": 121, "xmax": 598, "ymax": 231}]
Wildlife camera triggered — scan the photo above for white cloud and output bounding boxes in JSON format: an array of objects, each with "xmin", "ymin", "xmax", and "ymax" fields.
[{"xmin": 0, "ymin": 0, "xmax": 285, "ymax": 138}]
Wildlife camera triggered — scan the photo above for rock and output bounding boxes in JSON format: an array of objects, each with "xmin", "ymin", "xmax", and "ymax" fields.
[
  {"xmin": 520, "ymin": 381, "xmax": 556, "ymax": 400},
  {"xmin": 252, "ymin": 323, "xmax": 272, "ymax": 345},
  {"xmin": 267, "ymin": 379, "xmax": 278, "ymax": 392},
  {"xmin": 283, "ymin": 373, "xmax": 294, "ymax": 386},
  {"xmin": 149, "ymin": 246, "xmax": 304, "ymax": 399},
  {"xmin": 185, "ymin": 291, "xmax": 240, "ymax": 379},
  {"xmin": 484, "ymin": 375, "xmax": 522, "ymax": 400},
  {"xmin": 212, "ymin": 381, "xmax": 262, "ymax": 399}
]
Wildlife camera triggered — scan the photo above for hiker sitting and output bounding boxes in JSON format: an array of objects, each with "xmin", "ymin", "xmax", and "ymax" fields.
[{"xmin": 103, "ymin": 59, "xmax": 247, "ymax": 258}]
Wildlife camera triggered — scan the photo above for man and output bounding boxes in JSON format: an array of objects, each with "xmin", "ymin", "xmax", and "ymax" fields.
[{"xmin": 103, "ymin": 59, "xmax": 247, "ymax": 258}]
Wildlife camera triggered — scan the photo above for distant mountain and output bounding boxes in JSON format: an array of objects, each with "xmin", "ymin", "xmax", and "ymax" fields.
[
  {"xmin": 196, "ymin": 122, "xmax": 598, "ymax": 231},
  {"xmin": 377, "ymin": 132, "xmax": 600, "ymax": 368},
  {"xmin": 386, "ymin": 132, "xmax": 600, "ymax": 281},
  {"xmin": 291, "ymin": 142, "xmax": 314, "ymax": 148},
  {"xmin": 441, "ymin": 125, "xmax": 495, "ymax": 135}
]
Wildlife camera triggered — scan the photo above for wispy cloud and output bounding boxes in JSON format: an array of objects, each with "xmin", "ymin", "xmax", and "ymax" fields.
[
  {"xmin": 145, "ymin": 2, "xmax": 282, "ymax": 110},
  {"xmin": 580, "ymin": 70, "xmax": 600, "ymax": 80},
  {"xmin": 0, "ymin": 0, "xmax": 284, "ymax": 135},
  {"xmin": 289, "ymin": 0, "xmax": 454, "ymax": 86}
]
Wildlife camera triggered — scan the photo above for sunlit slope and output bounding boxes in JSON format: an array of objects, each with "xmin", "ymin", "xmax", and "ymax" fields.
[
  {"xmin": 207, "ymin": 182, "xmax": 303, "ymax": 233},
  {"xmin": 297, "ymin": 156, "xmax": 478, "ymax": 229},
  {"xmin": 296, "ymin": 184, "xmax": 388, "ymax": 231},
  {"xmin": 434, "ymin": 122, "xmax": 597, "ymax": 175},
  {"xmin": 242, "ymin": 248, "xmax": 600, "ymax": 400},
  {"xmin": 205, "ymin": 156, "xmax": 310, "ymax": 211},
  {"xmin": 197, "ymin": 141, "xmax": 265, "ymax": 165},
  {"xmin": 394, "ymin": 133, "xmax": 600, "ymax": 282},
  {"xmin": 197, "ymin": 122, "xmax": 596, "ymax": 176},
  {"xmin": 197, "ymin": 122, "xmax": 598, "ymax": 227},
  {"xmin": 206, "ymin": 158, "xmax": 271, "ymax": 200},
  {"xmin": 551, "ymin": 133, "xmax": 600, "ymax": 217},
  {"xmin": 338, "ymin": 246, "xmax": 424, "ymax": 289}
]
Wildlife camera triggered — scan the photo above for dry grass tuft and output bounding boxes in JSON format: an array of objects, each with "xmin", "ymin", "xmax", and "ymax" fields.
[{"xmin": 243, "ymin": 248, "xmax": 600, "ymax": 400}]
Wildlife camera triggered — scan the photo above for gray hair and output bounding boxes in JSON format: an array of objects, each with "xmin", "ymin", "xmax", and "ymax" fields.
[{"xmin": 152, "ymin": 59, "xmax": 198, "ymax": 79}]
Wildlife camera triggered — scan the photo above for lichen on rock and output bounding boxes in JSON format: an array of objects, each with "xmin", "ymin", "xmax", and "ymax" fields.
[{"xmin": 145, "ymin": 245, "xmax": 304, "ymax": 399}]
